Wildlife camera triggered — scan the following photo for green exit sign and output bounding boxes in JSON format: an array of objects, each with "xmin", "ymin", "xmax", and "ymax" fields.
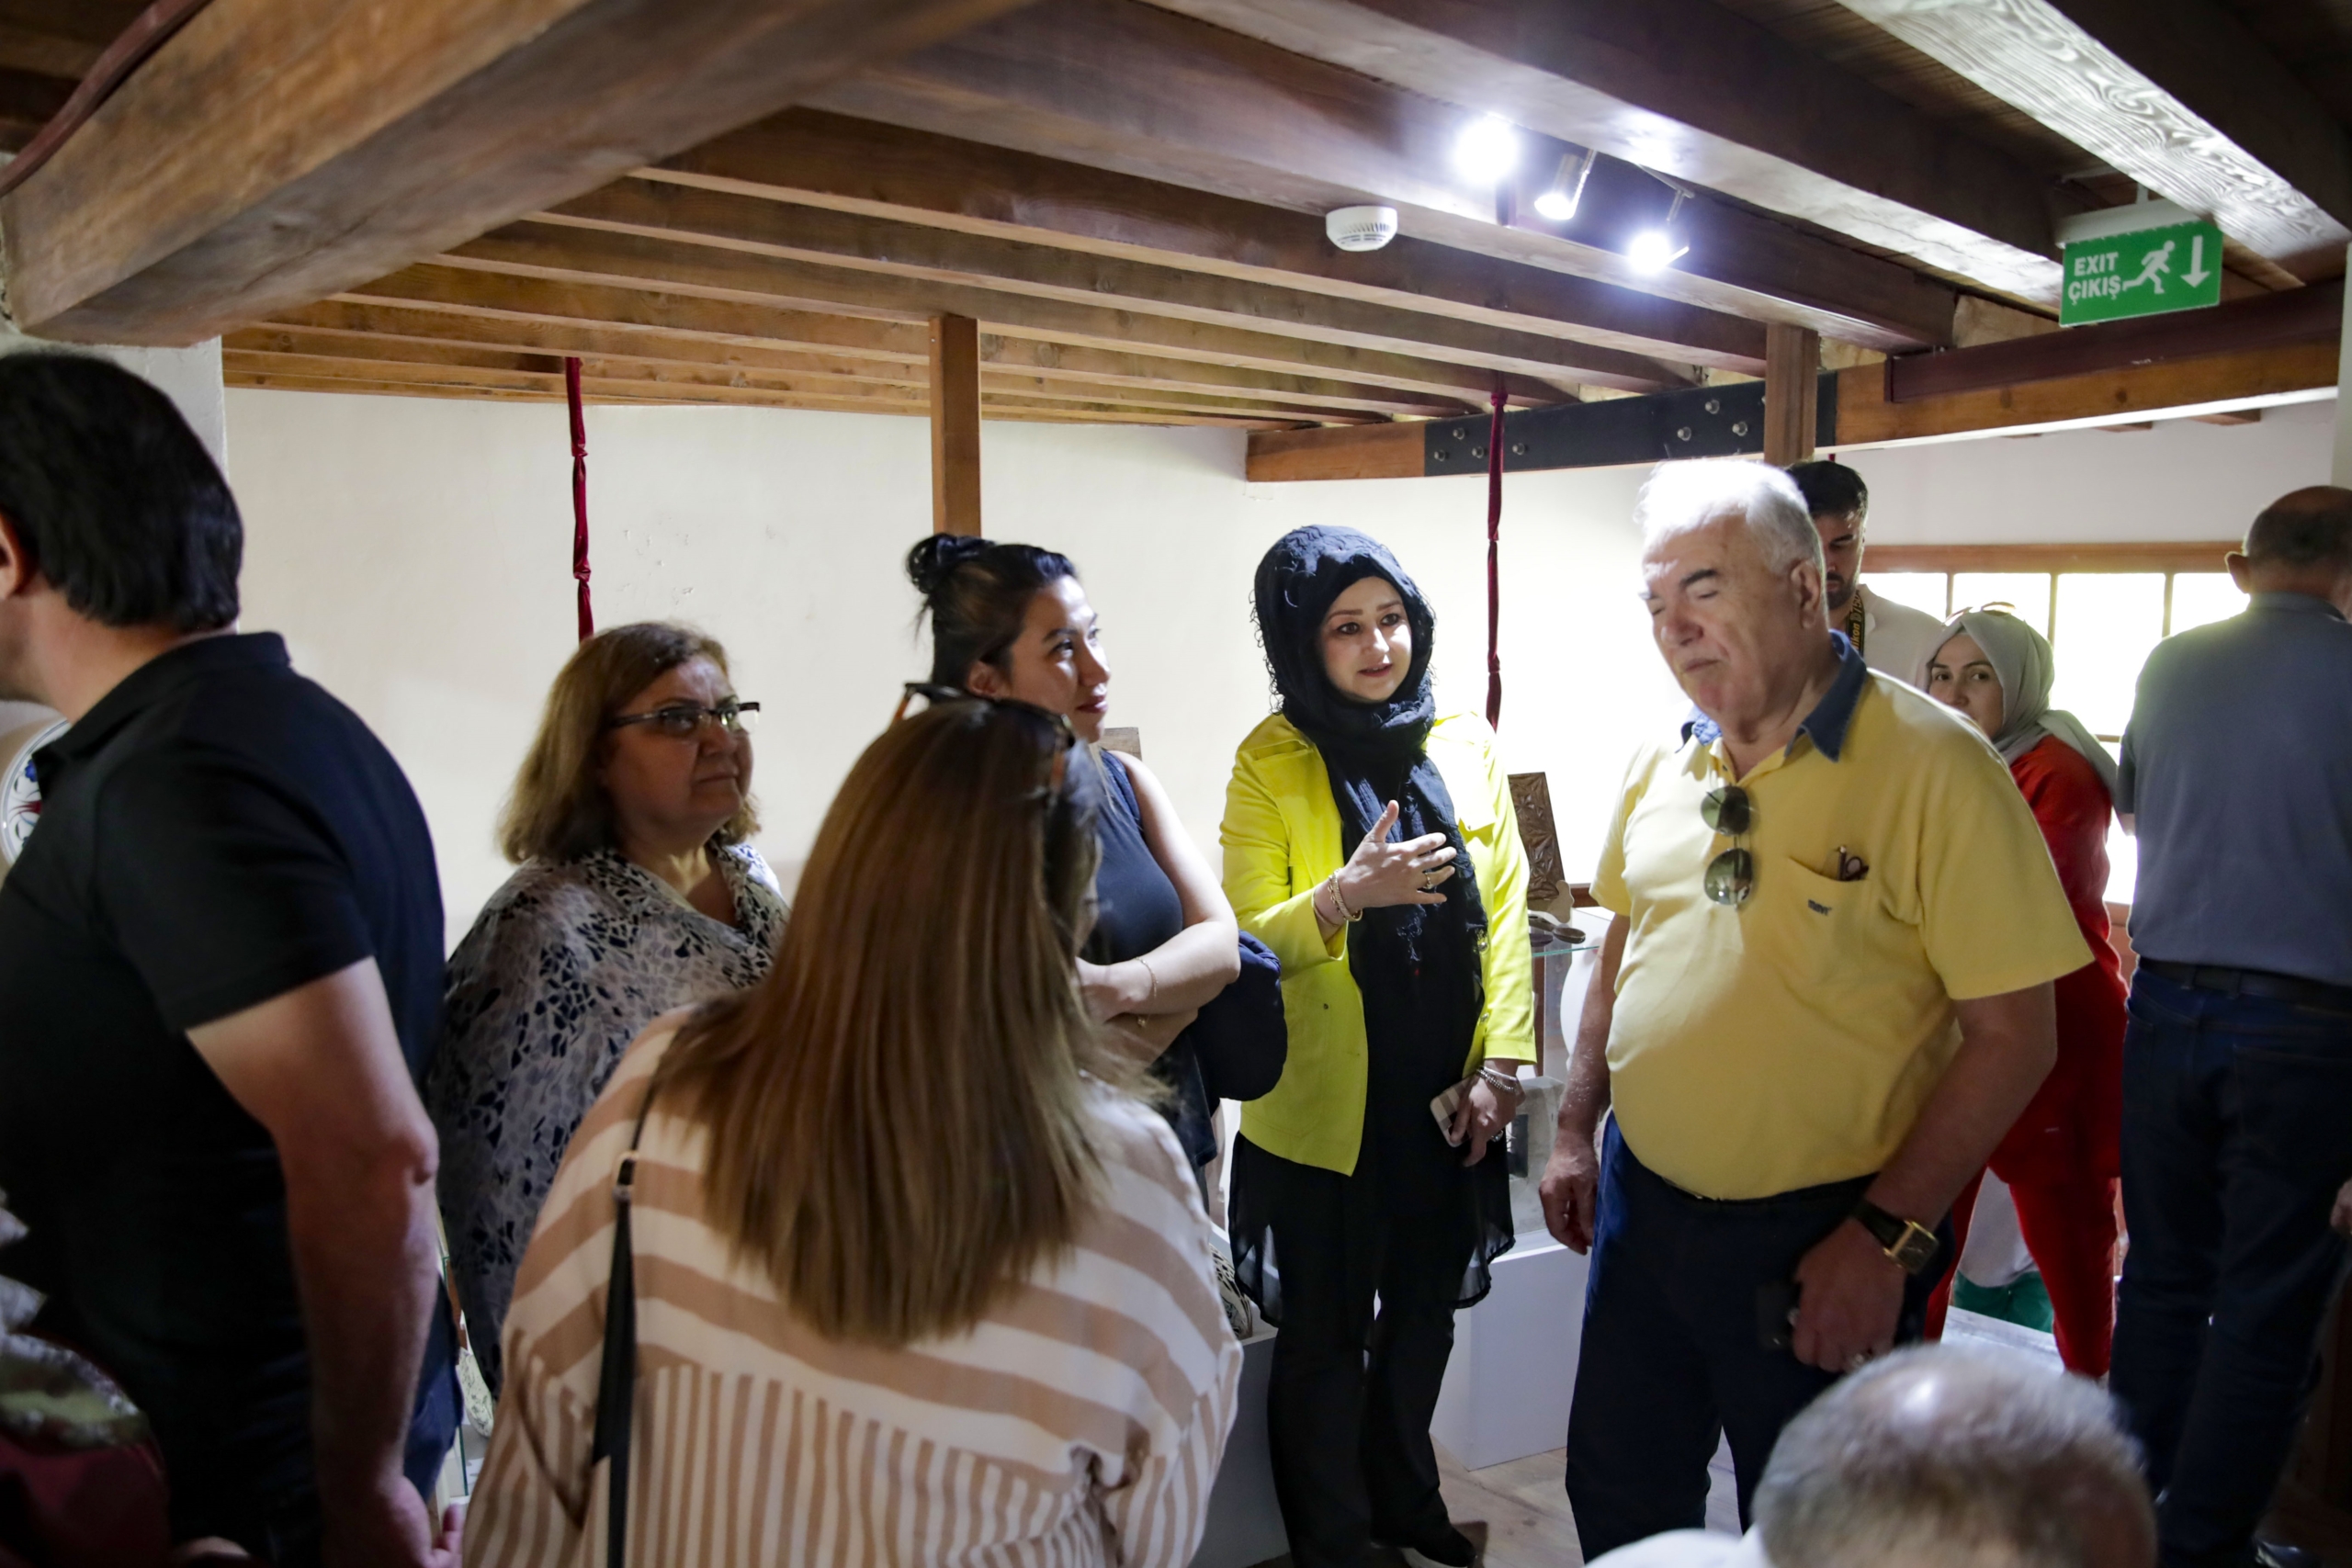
[{"xmin": 2062, "ymin": 219, "xmax": 2224, "ymax": 325}]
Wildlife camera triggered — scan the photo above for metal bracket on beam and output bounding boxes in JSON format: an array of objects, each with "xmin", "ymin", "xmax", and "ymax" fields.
[{"xmin": 1422, "ymin": 376, "xmax": 1838, "ymax": 476}]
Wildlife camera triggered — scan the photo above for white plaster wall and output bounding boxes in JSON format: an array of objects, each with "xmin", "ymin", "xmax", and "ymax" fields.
[{"xmin": 223, "ymin": 389, "xmax": 2329, "ymax": 948}]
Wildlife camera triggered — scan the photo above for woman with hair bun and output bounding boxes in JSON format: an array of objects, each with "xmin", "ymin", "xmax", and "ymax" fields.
[{"xmin": 905, "ymin": 535, "xmax": 1240, "ymax": 1172}]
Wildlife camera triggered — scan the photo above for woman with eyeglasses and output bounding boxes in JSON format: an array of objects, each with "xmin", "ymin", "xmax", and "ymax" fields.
[
  {"xmin": 425, "ymin": 622, "xmax": 785, "ymax": 1394},
  {"xmin": 905, "ymin": 535, "xmax": 1240, "ymax": 1172},
  {"xmin": 1221, "ymin": 525, "xmax": 1534, "ymax": 1568},
  {"xmin": 462, "ymin": 695, "xmax": 1241, "ymax": 1562},
  {"xmin": 1920, "ymin": 608, "xmax": 2127, "ymax": 1376}
]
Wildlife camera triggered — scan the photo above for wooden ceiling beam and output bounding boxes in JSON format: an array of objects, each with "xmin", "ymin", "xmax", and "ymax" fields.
[
  {"xmin": 223, "ymin": 359, "xmax": 1304, "ymax": 426},
  {"xmin": 1137, "ymin": 0, "xmax": 2069, "ymax": 307},
  {"xmin": 1836, "ymin": 0, "xmax": 2352, "ymax": 279},
  {"xmin": 228, "ymin": 322, "xmax": 1375, "ymax": 421},
  {"xmin": 437, "ymin": 220, "xmax": 1579, "ymax": 406},
  {"xmin": 0, "ymin": 0, "xmax": 1042, "ymax": 343},
  {"xmin": 331, "ymin": 268, "xmax": 1460, "ymax": 414},
  {"xmin": 807, "ymin": 0, "xmax": 1961, "ymax": 348},
  {"xmin": 540, "ymin": 177, "xmax": 1691, "ymax": 391},
  {"xmin": 647, "ymin": 109, "xmax": 1763, "ymax": 370}
]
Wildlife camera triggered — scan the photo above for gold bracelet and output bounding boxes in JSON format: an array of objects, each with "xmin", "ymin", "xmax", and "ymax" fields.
[
  {"xmin": 1326, "ymin": 874, "xmax": 1363, "ymax": 923},
  {"xmin": 1136, "ymin": 955, "xmax": 1159, "ymax": 1008}
]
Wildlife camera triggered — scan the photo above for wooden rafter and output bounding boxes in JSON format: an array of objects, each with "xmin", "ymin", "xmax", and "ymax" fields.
[
  {"xmin": 807, "ymin": 0, "xmax": 1962, "ymax": 347},
  {"xmin": 231, "ymin": 320, "xmax": 1382, "ymax": 421},
  {"xmin": 1838, "ymin": 0, "xmax": 2352, "ymax": 278},
  {"xmin": 320, "ymin": 272, "xmax": 1463, "ymax": 414},
  {"xmin": 646, "ymin": 110, "xmax": 1765, "ymax": 371},
  {"xmin": 1137, "ymin": 0, "xmax": 2073, "ymax": 306},
  {"xmin": 436, "ymin": 221, "xmax": 1582, "ymax": 406},
  {"xmin": 0, "ymin": 0, "xmax": 1045, "ymax": 343},
  {"xmin": 538, "ymin": 178, "xmax": 1690, "ymax": 391}
]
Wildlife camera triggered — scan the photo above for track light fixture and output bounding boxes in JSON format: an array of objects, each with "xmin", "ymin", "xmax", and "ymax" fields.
[
  {"xmin": 1532, "ymin": 146, "xmax": 1597, "ymax": 223},
  {"xmin": 1627, "ymin": 170, "xmax": 1694, "ymax": 273},
  {"xmin": 1453, "ymin": 115, "xmax": 1520, "ymax": 185}
]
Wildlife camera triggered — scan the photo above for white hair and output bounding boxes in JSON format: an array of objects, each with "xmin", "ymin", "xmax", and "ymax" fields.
[
  {"xmin": 1755, "ymin": 1347, "xmax": 2151, "ymax": 1568},
  {"xmin": 1634, "ymin": 458, "xmax": 1825, "ymax": 578}
]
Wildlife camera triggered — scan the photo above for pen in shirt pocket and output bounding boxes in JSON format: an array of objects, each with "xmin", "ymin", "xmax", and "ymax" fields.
[{"xmin": 1834, "ymin": 846, "xmax": 1869, "ymax": 882}]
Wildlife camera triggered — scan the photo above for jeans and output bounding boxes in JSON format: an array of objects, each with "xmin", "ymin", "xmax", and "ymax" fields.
[
  {"xmin": 1563, "ymin": 1122, "xmax": 1947, "ymax": 1561},
  {"xmin": 2111, "ymin": 968, "xmax": 2352, "ymax": 1568}
]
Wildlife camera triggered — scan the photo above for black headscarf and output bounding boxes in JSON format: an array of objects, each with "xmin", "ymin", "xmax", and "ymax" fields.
[{"xmin": 1252, "ymin": 525, "xmax": 1487, "ymax": 998}]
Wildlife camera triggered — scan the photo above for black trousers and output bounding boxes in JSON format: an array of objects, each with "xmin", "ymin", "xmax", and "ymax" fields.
[{"xmin": 1256, "ymin": 1143, "xmax": 1474, "ymax": 1568}]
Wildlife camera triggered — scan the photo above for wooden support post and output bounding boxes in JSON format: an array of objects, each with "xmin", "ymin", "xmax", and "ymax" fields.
[
  {"xmin": 1764, "ymin": 322, "xmax": 1821, "ymax": 467},
  {"xmin": 930, "ymin": 313, "xmax": 981, "ymax": 536}
]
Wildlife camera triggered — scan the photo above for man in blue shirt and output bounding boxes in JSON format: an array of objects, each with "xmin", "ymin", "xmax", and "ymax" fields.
[{"xmin": 2112, "ymin": 485, "xmax": 2352, "ymax": 1568}]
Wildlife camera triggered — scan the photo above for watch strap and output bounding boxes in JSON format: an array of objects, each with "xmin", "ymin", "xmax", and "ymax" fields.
[{"xmin": 1850, "ymin": 1198, "xmax": 1938, "ymax": 1274}]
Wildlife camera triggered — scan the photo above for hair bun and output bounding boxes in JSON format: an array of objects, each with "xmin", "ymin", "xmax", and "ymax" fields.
[{"xmin": 906, "ymin": 533, "xmax": 995, "ymax": 599}]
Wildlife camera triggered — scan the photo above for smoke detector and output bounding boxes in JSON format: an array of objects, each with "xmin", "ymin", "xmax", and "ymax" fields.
[{"xmin": 1326, "ymin": 205, "xmax": 1399, "ymax": 253}]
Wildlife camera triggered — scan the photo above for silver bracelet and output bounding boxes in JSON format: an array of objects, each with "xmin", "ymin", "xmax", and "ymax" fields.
[{"xmin": 1478, "ymin": 1064, "xmax": 1525, "ymax": 1099}]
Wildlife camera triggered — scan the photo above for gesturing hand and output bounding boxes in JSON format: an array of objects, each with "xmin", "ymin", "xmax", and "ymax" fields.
[{"xmin": 1336, "ymin": 800, "xmax": 1456, "ymax": 913}]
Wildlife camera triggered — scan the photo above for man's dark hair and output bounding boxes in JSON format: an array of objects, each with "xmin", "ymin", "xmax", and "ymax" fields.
[
  {"xmin": 1788, "ymin": 458, "xmax": 1869, "ymax": 523},
  {"xmin": 0, "ymin": 352, "xmax": 241, "ymax": 632},
  {"xmin": 2245, "ymin": 486, "xmax": 2352, "ymax": 570}
]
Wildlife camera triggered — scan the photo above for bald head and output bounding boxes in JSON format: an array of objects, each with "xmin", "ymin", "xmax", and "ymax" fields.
[
  {"xmin": 2229, "ymin": 486, "xmax": 2352, "ymax": 610},
  {"xmin": 1754, "ymin": 1347, "xmax": 2154, "ymax": 1568}
]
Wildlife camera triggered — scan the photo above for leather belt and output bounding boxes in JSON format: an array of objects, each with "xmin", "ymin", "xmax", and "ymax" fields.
[{"xmin": 2143, "ymin": 959, "xmax": 2352, "ymax": 1013}]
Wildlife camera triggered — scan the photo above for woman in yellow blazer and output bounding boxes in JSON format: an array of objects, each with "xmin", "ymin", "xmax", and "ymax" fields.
[{"xmin": 1222, "ymin": 525, "xmax": 1534, "ymax": 1568}]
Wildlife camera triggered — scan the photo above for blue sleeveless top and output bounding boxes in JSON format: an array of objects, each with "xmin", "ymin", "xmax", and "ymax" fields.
[{"xmin": 1084, "ymin": 751, "xmax": 1215, "ymax": 1165}]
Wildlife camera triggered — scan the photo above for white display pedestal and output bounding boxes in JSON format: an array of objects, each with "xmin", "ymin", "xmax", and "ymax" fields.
[
  {"xmin": 1430, "ymin": 1238, "xmax": 1590, "ymax": 1470},
  {"xmin": 1192, "ymin": 1325, "xmax": 1289, "ymax": 1568}
]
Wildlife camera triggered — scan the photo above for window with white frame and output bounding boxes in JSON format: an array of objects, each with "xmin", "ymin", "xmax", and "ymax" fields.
[{"xmin": 1866, "ymin": 544, "xmax": 2245, "ymax": 905}]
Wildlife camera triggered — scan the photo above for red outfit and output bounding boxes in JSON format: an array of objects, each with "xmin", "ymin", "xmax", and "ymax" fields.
[{"xmin": 1926, "ymin": 736, "xmax": 2128, "ymax": 1374}]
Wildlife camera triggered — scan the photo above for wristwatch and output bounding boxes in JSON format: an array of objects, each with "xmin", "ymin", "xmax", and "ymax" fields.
[{"xmin": 1850, "ymin": 1199, "xmax": 1939, "ymax": 1275}]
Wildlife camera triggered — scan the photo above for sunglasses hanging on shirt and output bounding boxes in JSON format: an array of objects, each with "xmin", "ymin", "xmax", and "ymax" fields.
[{"xmin": 1702, "ymin": 784, "xmax": 1755, "ymax": 908}]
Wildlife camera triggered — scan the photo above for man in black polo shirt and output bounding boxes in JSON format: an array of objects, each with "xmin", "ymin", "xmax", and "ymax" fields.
[{"xmin": 0, "ymin": 355, "xmax": 456, "ymax": 1565}]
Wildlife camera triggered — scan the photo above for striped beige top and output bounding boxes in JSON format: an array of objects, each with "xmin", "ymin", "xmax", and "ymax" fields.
[{"xmin": 461, "ymin": 1022, "xmax": 1242, "ymax": 1568}]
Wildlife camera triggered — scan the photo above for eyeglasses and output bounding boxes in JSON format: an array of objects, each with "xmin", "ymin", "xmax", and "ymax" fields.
[
  {"xmin": 605, "ymin": 700, "xmax": 760, "ymax": 739},
  {"xmin": 892, "ymin": 682, "xmax": 1075, "ymax": 795},
  {"xmin": 1702, "ymin": 784, "xmax": 1755, "ymax": 907}
]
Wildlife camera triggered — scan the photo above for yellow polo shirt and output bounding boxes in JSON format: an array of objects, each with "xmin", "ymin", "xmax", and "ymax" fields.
[{"xmin": 1593, "ymin": 656, "xmax": 2088, "ymax": 1201}]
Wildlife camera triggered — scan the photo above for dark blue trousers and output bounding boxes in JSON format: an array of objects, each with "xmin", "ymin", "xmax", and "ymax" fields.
[
  {"xmin": 2111, "ymin": 968, "xmax": 2352, "ymax": 1568},
  {"xmin": 1563, "ymin": 1122, "xmax": 1946, "ymax": 1561}
]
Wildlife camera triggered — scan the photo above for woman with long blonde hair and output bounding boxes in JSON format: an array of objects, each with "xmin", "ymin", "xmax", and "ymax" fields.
[{"xmin": 462, "ymin": 694, "xmax": 1240, "ymax": 1566}]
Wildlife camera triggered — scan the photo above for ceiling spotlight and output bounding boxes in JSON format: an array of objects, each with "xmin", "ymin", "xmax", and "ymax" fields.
[
  {"xmin": 1532, "ymin": 147, "xmax": 1596, "ymax": 223},
  {"xmin": 1627, "ymin": 178, "xmax": 1691, "ymax": 273},
  {"xmin": 1453, "ymin": 115, "xmax": 1520, "ymax": 185}
]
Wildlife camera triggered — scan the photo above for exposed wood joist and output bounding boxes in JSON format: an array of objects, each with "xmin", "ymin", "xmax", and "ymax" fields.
[
  {"xmin": 539, "ymin": 177, "xmax": 1690, "ymax": 391},
  {"xmin": 0, "ymin": 0, "xmax": 1043, "ymax": 343},
  {"xmin": 646, "ymin": 109, "xmax": 1765, "ymax": 372},
  {"xmin": 932, "ymin": 313, "xmax": 982, "ymax": 532},
  {"xmin": 1243, "ymin": 339, "xmax": 2336, "ymax": 478},
  {"xmin": 807, "ymin": 0, "xmax": 1962, "ymax": 349},
  {"xmin": 227, "ymin": 325, "xmax": 1373, "ymax": 421},
  {"xmin": 1835, "ymin": 339, "xmax": 2338, "ymax": 445},
  {"xmin": 223, "ymin": 356, "xmax": 1306, "ymax": 428},
  {"xmin": 1885, "ymin": 279, "xmax": 2342, "ymax": 400},
  {"xmin": 437, "ymin": 221, "xmax": 1578, "ymax": 406},
  {"xmin": 1837, "ymin": 0, "xmax": 2352, "ymax": 279},
  {"xmin": 328, "ymin": 269, "xmax": 1459, "ymax": 415},
  {"xmin": 1138, "ymin": 0, "xmax": 2070, "ymax": 306}
]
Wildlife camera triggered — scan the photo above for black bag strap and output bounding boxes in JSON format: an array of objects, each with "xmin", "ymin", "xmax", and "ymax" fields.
[{"xmin": 589, "ymin": 1079, "xmax": 657, "ymax": 1566}]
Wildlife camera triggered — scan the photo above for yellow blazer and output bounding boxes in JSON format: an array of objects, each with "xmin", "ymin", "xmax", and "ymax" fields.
[{"xmin": 1219, "ymin": 710, "xmax": 1535, "ymax": 1176}]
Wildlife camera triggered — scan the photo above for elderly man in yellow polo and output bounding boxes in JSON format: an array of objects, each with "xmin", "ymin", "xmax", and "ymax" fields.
[{"xmin": 1539, "ymin": 458, "xmax": 2088, "ymax": 1561}]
